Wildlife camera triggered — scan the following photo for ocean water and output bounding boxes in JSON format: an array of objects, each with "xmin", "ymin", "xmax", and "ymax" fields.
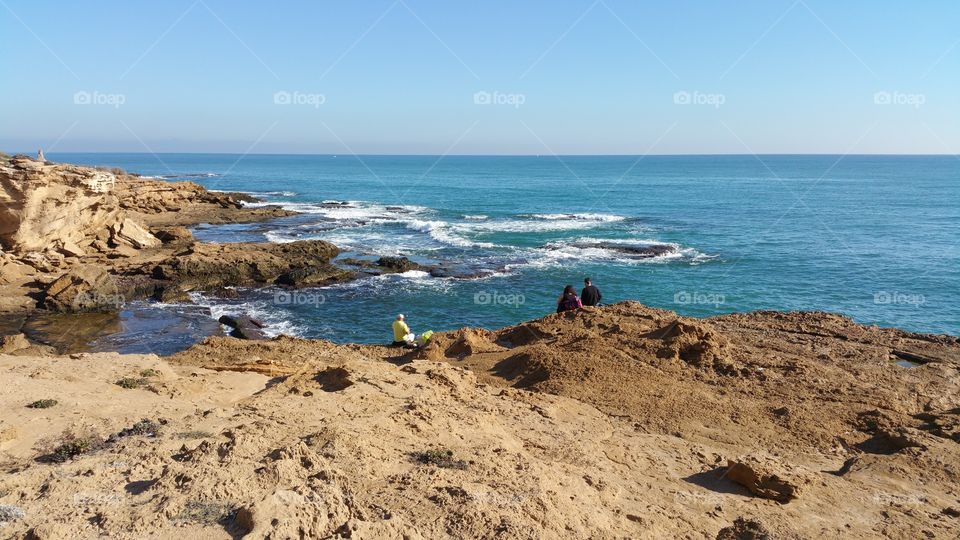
[{"xmin": 50, "ymin": 153, "xmax": 959, "ymax": 350}]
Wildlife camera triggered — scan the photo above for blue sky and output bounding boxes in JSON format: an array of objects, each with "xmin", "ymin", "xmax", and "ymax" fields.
[{"xmin": 1, "ymin": 0, "xmax": 957, "ymax": 154}]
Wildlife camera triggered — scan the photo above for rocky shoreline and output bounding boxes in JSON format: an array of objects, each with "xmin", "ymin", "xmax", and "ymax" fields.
[
  {"xmin": 0, "ymin": 302, "xmax": 958, "ymax": 538},
  {"xmin": 0, "ymin": 155, "xmax": 472, "ymax": 351}
]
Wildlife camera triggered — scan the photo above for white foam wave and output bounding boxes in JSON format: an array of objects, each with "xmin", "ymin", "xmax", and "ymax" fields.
[
  {"xmin": 506, "ymin": 237, "xmax": 712, "ymax": 269},
  {"xmin": 405, "ymin": 219, "xmax": 497, "ymax": 248},
  {"xmin": 450, "ymin": 216, "xmax": 623, "ymax": 234},
  {"xmin": 521, "ymin": 213, "xmax": 626, "ymax": 222},
  {"xmin": 188, "ymin": 291, "xmax": 305, "ymax": 338},
  {"xmin": 160, "ymin": 172, "xmax": 222, "ymax": 179},
  {"xmin": 238, "ymin": 190, "xmax": 297, "ymax": 197},
  {"xmin": 263, "ymin": 230, "xmax": 298, "ymax": 244}
]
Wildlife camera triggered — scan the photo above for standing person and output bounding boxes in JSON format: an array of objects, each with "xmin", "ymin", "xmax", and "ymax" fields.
[
  {"xmin": 581, "ymin": 277, "xmax": 602, "ymax": 306},
  {"xmin": 556, "ymin": 285, "xmax": 583, "ymax": 313},
  {"xmin": 392, "ymin": 314, "xmax": 416, "ymax": 348}
]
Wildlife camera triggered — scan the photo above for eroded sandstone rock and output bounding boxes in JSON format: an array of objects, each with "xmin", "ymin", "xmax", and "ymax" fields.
[
  {"xmin": 42, "ymin": 266, "xmax": 125, "ymax": 313},
  {"xmin": 725, "ymin": 456, "xmax": 809, "ymax": 503}
]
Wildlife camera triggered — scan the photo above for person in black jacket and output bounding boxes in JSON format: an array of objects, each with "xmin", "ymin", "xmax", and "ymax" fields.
[{"xmin": 581, "ymin": 277, "xmax": 602, "ymax": 306}]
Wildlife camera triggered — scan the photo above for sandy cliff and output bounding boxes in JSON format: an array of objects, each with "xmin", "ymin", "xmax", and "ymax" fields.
[{"xmin": 0, "ymin": 303, "xmax": 957, "ymax": 538}]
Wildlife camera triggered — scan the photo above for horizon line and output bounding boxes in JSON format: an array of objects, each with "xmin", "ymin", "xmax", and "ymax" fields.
[{"xmin": 25, "ymin": 151, "xmax": 960, "ymax": 158}]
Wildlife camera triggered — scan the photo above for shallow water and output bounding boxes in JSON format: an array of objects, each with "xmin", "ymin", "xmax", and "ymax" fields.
[{"xmin": 50, "ymin": 153, "xmax": 960, "ymax": 349}]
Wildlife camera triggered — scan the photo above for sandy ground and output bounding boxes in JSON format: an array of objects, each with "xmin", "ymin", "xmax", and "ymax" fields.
[{"xmin": 0, "ymin": 303, "xmax": 958, "ymax": 539}]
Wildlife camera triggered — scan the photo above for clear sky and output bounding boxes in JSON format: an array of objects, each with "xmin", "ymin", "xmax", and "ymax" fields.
[{"xmin": 1, "ymin": 0, "xmax": 957, "ymax": 155}]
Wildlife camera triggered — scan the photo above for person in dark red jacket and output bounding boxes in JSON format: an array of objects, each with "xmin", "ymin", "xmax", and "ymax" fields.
[{"xmin": 556, "ymin": 285, "xmax": 583, "ymax": 313}]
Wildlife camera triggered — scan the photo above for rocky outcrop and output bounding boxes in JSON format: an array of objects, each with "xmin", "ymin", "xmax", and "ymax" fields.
[
  {"xmin": 41, "ymin": 266, "xmax": 125, "ymax": 313},
  {"xmin": 151, "ymin": 240, "xmax": 346, "ymax": 289},
  {"xmin": 0, "ymin": 157, "xmax": 325, "ymax": 315},
  {"xmin": 114, "ymin": 177, "xmax": 296, "ymax": 226},
  {"xmin": 724, "ymin": 456, "xmax": 810, "ymax": 503},
  {"xmin": 109, "ymin": 218, "xmax": 160, "ymax": 250},
  {"xmin": 0, "ymin": 332, "xmax": 31, "ymax": 353},
  {"xmin": 340, "ymin": 256, "xmax": 429, "ymax": 275},
  {"xmin": 0, "ymin": 157, "xmax": 123, "ymax": 254},
  {"xmin": 653, "ymin": 318, "xmax": 740, "ymax": 374}
]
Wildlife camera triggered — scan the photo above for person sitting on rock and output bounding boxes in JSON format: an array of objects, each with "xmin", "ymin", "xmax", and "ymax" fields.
[
  {"xmin": 581, "ymin": 277, "xmax": 602, "ymax": 307},
  {"xmin": 556, "ymin": 285, "xmax": 583, "ymax": 313},
  {"xmin": 392, "ymin": 314, "xmax": 417, "ymax": 348}
]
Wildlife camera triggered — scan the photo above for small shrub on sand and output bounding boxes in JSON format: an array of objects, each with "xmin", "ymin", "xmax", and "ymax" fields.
[
  {"xmin": 140, "ymin": 369, "xmax": 160, "ymax": 378},
  {"xmin": 115, "ymin": 377, "xmax": 148, "ymax": 389},
  {"xmin": 173, "ymin": 500, "xmax": 236, "ymax": 524},
  {"xmin": 26, "ymin": 399, "xmax": 58, "ymax": 409},
  {"xmin": 175, "ymin": 430, "xmax": 214, "ymax": 440},
  {"xmin": 411, "ymin": 448, "xmax": 468, "ymax": 470},
  {"xmin": 108, "ymin": 419, "xmax": 161, "ymax": 442},
  {"xmin": 0, "ymin": 504, "xmax": 26, "ymax": 523},
  {"xmin": 40, "ymin": 433, "xmax": 104, "ymax": 463}
]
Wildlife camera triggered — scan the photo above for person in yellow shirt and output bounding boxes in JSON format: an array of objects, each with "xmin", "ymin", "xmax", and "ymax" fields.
[{"xmin": 392, "ymin": 314, "xmax": 415, "ymax": 348}]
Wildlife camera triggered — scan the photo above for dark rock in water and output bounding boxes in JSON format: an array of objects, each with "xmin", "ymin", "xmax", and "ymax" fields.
[
  {"xmin": 567, "ymin": 241, "xmax": 677, "ymax": 258},
  {"xmin": 338, "ymin": 257, "xmax": 376, "ymax": 269},
  {"xmin": 206, "ymin": 287, "xmax": 241, "ymax": 299},
  {"xmin": 275, "ymin": 264, "xmax": 354, "ymax": 287},
  {"xmin": 376, "ymin": 256, "xmax": 423, "ymax": 272},
  {"xmin": 153, "ymin": 284, "xmax": 192, "ymax": 303},
  {"xmin": 217, "ymin": 191, "xmax": 262, "ymax": 204},
  {"xmin": 429, "ymin": 267, "xmax": 453, "ymax": 278},
  {"xmin": 218, "ymin": 315, "xmax": 268, "ymax": 340},
  {"xmin": 341, "ymin": 256, "xmax": 432, "ymax": 275},
  {"xmin": 151, "ymin": 239, "xmax": 343, "ymax": 289},
  {"xmin": 317, "ymin": 201, "xmax": 352, "ymax": 208}
]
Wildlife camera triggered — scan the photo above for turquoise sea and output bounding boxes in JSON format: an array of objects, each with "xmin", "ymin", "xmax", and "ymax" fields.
[{"xmin": 49, "ymin": 153, "xmax": 960, "ymax": 352}]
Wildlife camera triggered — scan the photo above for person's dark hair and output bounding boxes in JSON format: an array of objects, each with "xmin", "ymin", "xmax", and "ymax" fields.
[
  {"xmin": 584, "ymin": 277, "xmax": 591, "ymax": 285},
  {"xmin": 563, "ymin": 285, "xmax": 576, "ymax": 296}
]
